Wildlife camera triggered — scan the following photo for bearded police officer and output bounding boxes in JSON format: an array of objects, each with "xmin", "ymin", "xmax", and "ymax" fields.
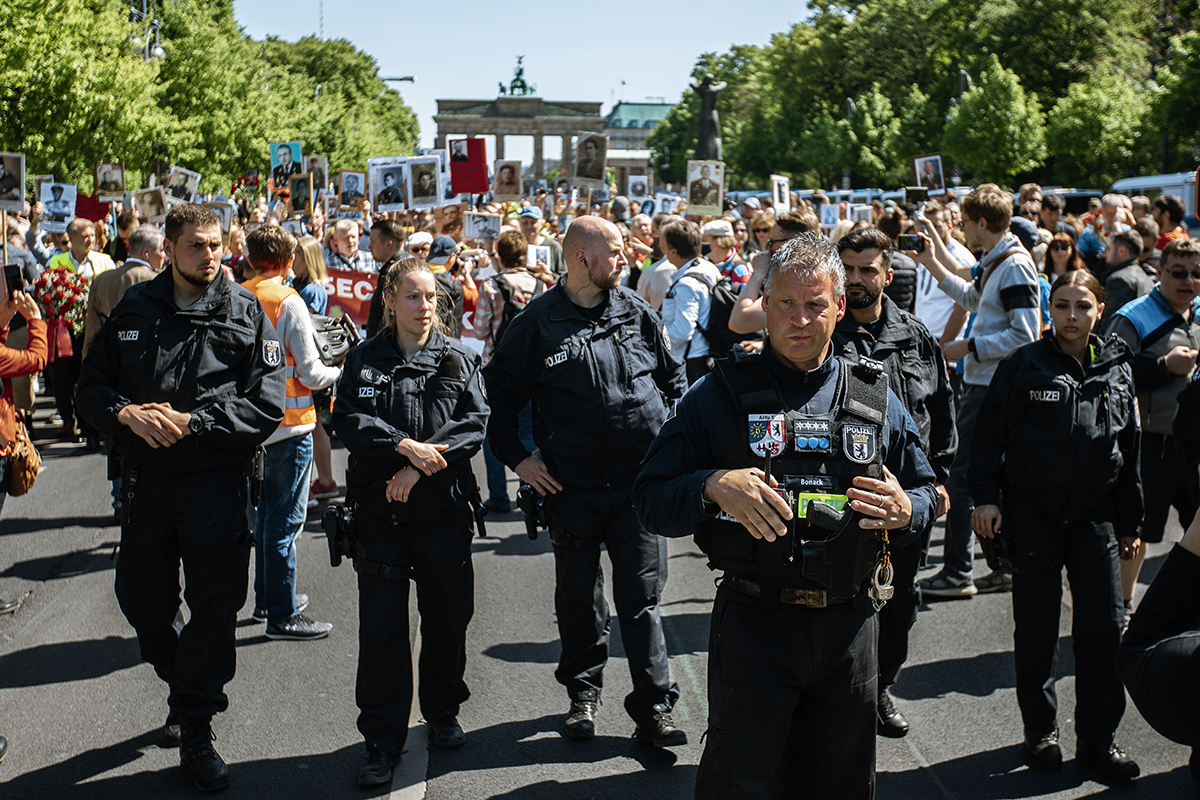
[
  {"xmin": 483, "ymin": 216, "xmax": 689, "ymax": 748},
  {"xmin": 634, "ymin": 233, "xmax": 937, "ymax": 798},
  {"xmin": 77, "ymin": 204, "xmax": 286, "ymax": 792}
]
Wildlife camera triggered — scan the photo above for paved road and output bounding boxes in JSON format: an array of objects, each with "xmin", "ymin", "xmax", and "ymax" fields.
[{"xmin": 0, "ymin": 397, "xmax": 1193, "ymax": 798}]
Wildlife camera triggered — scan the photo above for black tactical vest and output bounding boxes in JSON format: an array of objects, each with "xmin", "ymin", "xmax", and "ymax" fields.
[{"xmin": 696, "ymin": 352, "xmax": 890, "ymax": 597}]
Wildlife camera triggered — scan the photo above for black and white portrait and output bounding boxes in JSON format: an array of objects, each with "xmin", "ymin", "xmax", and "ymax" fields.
[
  {"xmin": 281, "ymin": 219, "xmax": 305, "ymax": 236},
  {"xmin": 204, "ymin": 201, "xmax": 234, "ymax": 234},
  {"xmin": 464, "ymin": 213, "xmax": 501, "ymax": 241},
  {"xmin": 627, "ymin": 175, "xmax": 648, "ymax": 199},
  {"xmin": 166, "ymin": 166, "xmax": 201, "ymax": 202},
  {"xmin": 289, "ymin": 173, "xmax": 314, "ymax": 213},
  {"xmin": 133, "ymin": 186, "xmax": 167, "ymax": 223},
  {"xmin": 305, "ymin": 156, "xmax": 328, "ymax": 192},
  {"xmin": 94, "ymin": 162, "xmax": 125, "ymax": 202},
  {"xmin": 573, "ymin": 133, "xmax": 607, "ymax": 182},
  {"xmin": 686, "ymin": 160, "xmax": 723, "ymax": 216},
  {"xmin": 771, "ymin": 174, "xmax": 791, "ymax": 213},
  {"xmin": 408, "ymin": 158, "xmax": 440, "ymax": 208},
  {"xmin": 492, "ymin": 160, "xmax": 522, "ymax": 201},
  {"xmin": 339, "ymin": 170, "xmax": 366, "ymax": 209},
  {"xmin": 369, "ymin": 156, "xmax": 409, "ymax": 212},
  {"xmin": 0, "ymin": 153, "xmax": 25, "ymax": 212},
  {"xmin": 270, "ymin": 141, "xmax": 303, "ymax": 191},
  {"xmin": 451, "ymin": 140, "xmax": 469, "ymax": 162},
  {"xmin": 656, "ymin": 193, "xmax": 680, "ymax": 217},
  {"xmin": 40, "ymin": 182, "xmax": 77, "ymax": 231}
]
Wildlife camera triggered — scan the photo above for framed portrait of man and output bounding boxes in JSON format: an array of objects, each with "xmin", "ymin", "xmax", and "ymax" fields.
[
  {"xmin": 572, "ymin": 133, "xmax": 607, "ymax": 185},
  {"xmin": 93, "ymin": 162, "xmax": 125, "ymax": 203},
  {"xmin": 289, "ymin": 173, "xmax": 314, "ymax": 213},
  {"xmin": 771, "ymin": 174, "xmax": 791, "ymax": 213},
  {"xmin": 627, "ymin": 175, "xmax": 649, "ymax": 200},
  {"xmin": 407, "ymin": 157, "xmax": 441, "ymax": 209},
  {"xmin": 0, "ymin": 153, "xmax": 25, "ymax": 212},
  {"xmin": 527, "ymin": 245, "xmax": 551, "ymax": 272},
  {"xmin": 368, "ymin": 156, "xmax": 408, "ymax": 213},
  {"xmin": 686, "ymin": 160, "xmax": 724, "ymax": 217},
  {"xmin": 449, "ymin": 138, "xmax": 489, "ymax": 195},
  {"xmin": 464, "ymin": 212, "xmax": 500, "ymax": 241},
  {"xmin": 655, "ymin": 193, "xmax": 680, "ymax": 217},
  {"xmin": 434, "ymin": 203, "xmax": 466, "ymax": 241},
  {"xmin": 914, "ymin": 153, "xmax": 946, "ymax": 194},
  {"xmin": 203, "ymin": 201, "xmax": 234, "ymax": 235},
  {"xmin": 820, "ymin": 203, "xmax": 841, "ymax": 228},
  {"xmin": 132, "ymin": 186, "xmax": 167, "ymax": 224},
  {"xmin": 305, "ymin": 156, "xmax": 329, "ymax": 192},
  {"xmin": 281, "ymin": 219, "xmax": 305, "ymax": 236},
  {"xmin": 338, "ymin": 170, "xmax": 367, "ymax": 210},
  {"xmin": 492, "ymin": 160, "xmax": 522, "ymax": 202},
  {"xmin": 39, "ymin": 182, "xmax": 77, "ymax": 232},
  {"xmin": 269, "ymin": 141, "xmax": 303, "ymax": 193},
  {"xmin": 166, "ymin": 166, "xmax": 201, "ymax": 203}
]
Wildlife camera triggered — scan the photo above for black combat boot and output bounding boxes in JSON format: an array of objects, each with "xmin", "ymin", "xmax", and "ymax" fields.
[{"xmin": 179, "ymin": 716, "xmax": 230, "ymax": 792}]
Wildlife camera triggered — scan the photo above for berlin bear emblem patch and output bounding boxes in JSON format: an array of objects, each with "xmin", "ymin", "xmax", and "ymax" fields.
[
  {"xmin": 748, "ymin": 414, "xmax": 785, "ymax": 457},
  {"xmin": 262, "ymin": 340, "xmax": 282, "ymax": 367},
  {"xmin": 843, "ymin": 424, "xmax": 877, "ymax": 464}
]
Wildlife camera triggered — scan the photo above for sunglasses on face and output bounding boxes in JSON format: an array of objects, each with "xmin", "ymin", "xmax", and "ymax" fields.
[
  {"xmin": 754, "ymin": 227, "xmax": 770, "ymax": 234},
  {"xmin": 1168, "ymin": 268, "xmax": 1200, "ymax": 281},
  {"xmin": 1049, "ymin": 243, "xmax": 1071, "ymax": 252}
]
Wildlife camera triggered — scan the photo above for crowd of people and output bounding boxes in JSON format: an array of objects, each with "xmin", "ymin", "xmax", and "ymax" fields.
[{"xmin": 0, "ymin": 170, "xmax": 1198, "ymax": 797}]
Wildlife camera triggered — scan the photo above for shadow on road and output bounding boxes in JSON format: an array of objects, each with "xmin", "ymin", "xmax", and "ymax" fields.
[
  {"xmin": 481, "ymin": 765, "xmax": 700, "ymax": 799},
  {"xmin": 0, "ymin": 542, "xmax": 120, "ymax": 581},
  {"xmin": 0, "ymin": 515, "xmax": 116, "ymax": 535},
  {"xmin": 0, "ymin": 635, "xmax": 140, "ymax": 687},
  {"xmin": 471, "ymin": 530, "xmax": 554, "ymax": 558}
]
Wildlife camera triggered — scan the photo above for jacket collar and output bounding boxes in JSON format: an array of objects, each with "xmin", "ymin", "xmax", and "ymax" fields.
[
  {"xmin": 143, "ymin": 265, "xmax": 231, "ymax": 313},
  {"xmin": 363, "ymin": 327, "xmax": 448, "ymax": 370},
  {"xmin": 835, "ymin": 295, "xmax": 912, "ymax": 346},
  {"xmin": 544, "ymin": 282, "xmax": 639, "ymax": 325}
]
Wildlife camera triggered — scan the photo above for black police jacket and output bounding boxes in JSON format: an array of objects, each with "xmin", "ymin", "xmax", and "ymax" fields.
[
  {"xmin": 76, "ymin": 269, "xmax": 286, "ymax": 471},
  {"xmin": 332, "ymin": 328, "xmax": 488, "ymax": 523},
  {"xmin": 969, "ymin": 332, "xmax": 1142, "ymax": 536},
  {"xmin": 834, "ymin": 295, "xmax": 957, "ymax": 484},
  {"xmin": 482, "ymin": 284, "xmax": 685, "ymax": 515},
  {"xmin": 634, "ymin": 345, "xmax": 938, "ymax": 590}
]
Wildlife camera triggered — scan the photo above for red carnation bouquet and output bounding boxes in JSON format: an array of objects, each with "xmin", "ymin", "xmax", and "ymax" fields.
[{"xmin": 33, "ymin": 268, "xmax": 90, "ymax": 358}]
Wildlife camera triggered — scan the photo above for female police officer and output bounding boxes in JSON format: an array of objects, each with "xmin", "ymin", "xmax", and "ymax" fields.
[
  {"xmin": 969, "ymin": 270, "xmax": 1142, "ymax": 782},
  {"xmin": 332, "ymin": 256, "xmax": 488, "ymax": 786}
]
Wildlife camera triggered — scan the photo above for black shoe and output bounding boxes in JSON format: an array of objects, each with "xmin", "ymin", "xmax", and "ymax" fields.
[
  {"xmin": 1024, "ymin": 730, "xmax": 1062, "ymax": 769},
  {"xmin": 358, "ymin": 749, "xmax": 400, "ymax": 787},
  {"xmin": 0, "ymin": 597, "xmax": 19, "ymax": 615},
  {"xmin": 633, "ymin": 703, "xmax": 688, "ymax": 748},
  {"xmin": 179, "ymin": 717, "xmax": 230, "ymax": 792},
  {"xmin": 264, "ymin": 612, "xmax": 331, "ymax": 640},
  {"xmin": 427, "ymin": 714, "xmax": 466, "ymax": 749},
  {"xmin": 164, "ymin": 710, "xmax": 181, "ymax": 748},
  {"xmin": 564, "ymin": 690, "xmax": 600, "ymax": 740},
  {"xmin": 1077, "ymin": 739, "xmax": 1140, "ymax": 782},
  {"xmin": 877, "ymin": 689, "xmax": 909, "ymax": 738}
]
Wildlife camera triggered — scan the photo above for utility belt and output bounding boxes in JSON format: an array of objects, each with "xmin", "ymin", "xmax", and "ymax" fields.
[{"xmin": 721, "ymin": 574, "xmax": 853, "ymax": 608}]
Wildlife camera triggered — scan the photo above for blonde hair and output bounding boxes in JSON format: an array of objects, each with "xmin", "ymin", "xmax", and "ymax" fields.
[
  {"xmin": 293, "ymin": 236, "xmax": 327, "ymax": 285},
  {"xmin": 377, "ymin": 258, "xmax": 447, "ymax": 338}
]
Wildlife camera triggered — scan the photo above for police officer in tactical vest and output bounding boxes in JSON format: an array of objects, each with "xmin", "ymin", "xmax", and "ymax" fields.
[{"xmin": 635, "ymin": 233, "xmax": 938, "ymax": 799}]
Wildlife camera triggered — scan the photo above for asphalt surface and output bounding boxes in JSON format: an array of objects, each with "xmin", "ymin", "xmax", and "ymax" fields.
[{"xmin": 0, "ymin": 396, "xmax": 1193, "ymax": 798}]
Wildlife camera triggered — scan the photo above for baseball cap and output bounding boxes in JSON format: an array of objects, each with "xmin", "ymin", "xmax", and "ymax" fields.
[
  {"xmin": 701, "ymin": 219, "xmax": 734, "ymax": 238},
  {"xmin": 405, "ymin": 231, "xmax": 433, "ymax": 250},
  {"xmin": 427, "ymin": 235, "xmax": 457, "ymax": 265},
  {"xmin": 611, "ymin": 196, "xmax": 631, "ymax": 221},
  {"xmin": 741, "ymin": 197, "xmax": 762, "ymax": 210},
  {"xmin": 1009, "ymin": 216, "xmax": 1038, "ymax": 253},
  {"xmin": 518, "ymin": 206, "xmax": 543, "ymax": 220}
]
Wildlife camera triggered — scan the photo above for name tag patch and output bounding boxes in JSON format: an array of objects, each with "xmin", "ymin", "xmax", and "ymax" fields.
[
  {"xmin": 1030, "ymin": 389, "xmax": 1061, "ymax": 403},
  {"xmin": 358, "ymin": 387, "xmax": 375, "ymax": 398},
  {"xmin": 748, "ymin": 414, "xmax": 785, "ymax": 457},
  {"xmin": 545, "ymin": 348, "xmax": 568, "ymax": 369},
  {"xmin": 117, "ymin": 329, "xmax": 139, "ymax": 342}
]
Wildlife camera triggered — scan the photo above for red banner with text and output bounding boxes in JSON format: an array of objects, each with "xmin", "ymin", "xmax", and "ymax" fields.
[{"xmin": 325, "ymin": 267, "xmax": 377, "ymax": 329}]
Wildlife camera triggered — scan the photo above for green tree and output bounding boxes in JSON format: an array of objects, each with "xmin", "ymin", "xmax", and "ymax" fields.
[
  {"xmin": 895, "ymin": 85, "xmax": 942, "ymax": 168},
  {"xmin": 1046, "ymin": 72, "xmax": 1154, "ymax": 187},
  {"xmin": 1156, "ymin": 30, "xmax": 1200, "ymax": 169},
  {"xmin": 942, "ymin": 54, "xmax": 1046, "ymax": 183},
  {"xmin": 845, "ymin": 84, "xmax": 901, "ymax": 186}
]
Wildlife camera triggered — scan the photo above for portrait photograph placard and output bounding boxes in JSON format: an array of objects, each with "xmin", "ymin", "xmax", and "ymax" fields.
[
  {"xmin": 527, "ymin": 245, "xmax": 551, "ymax": 273},
  {"xmin": 338, "ymin": 170, "xmax": 367, "ymax": 210},
  {"xmin": 434, "ymin": 203, "xmax": 466, "ymax": 241},
  {"xmin": 132, "ymin": 186, "xmax": 167, "ymax": 223},
  {"xmin": 449, "ymin": 138, "xmax": 489, "ymax": 194},
  {"xmin": 39, "ymin": 182, "xmax": 77, "ymax": 232},
  {"xmin": 32, "ymin": 175, "xmax": 53, "ymax": 205},
  {"xmin": 820, "ymin": 203, "xmax": 841, "ymax": 227},
  {"xmin": 203, "ymin": 201, "xmax": 234, "ymax": 235},
  {"xmin": 771, "ymin": 174, "xmax": 791, "ymax": 213},
  {"xmin": 686, "ymin": 160, "xmax": 724, "ymax": 217},
  {"xmin": 492, "ymin": 160, "xmax": 522, "ymax": 203},
  {"xmin": 406, "ymin": 157, "xmax": 441, "ymax": 210},
  {"xmin": 572, "ymin": 132, "xmax": 607, "ymax": 186},
  {"xmin": 165, "ymin": 166, "xmax": 201, "ymax": 203},
  {"xmin": 850, "ymin": 204, "xmax": 874, "ymax": 222},
  {"xmin": 463, "ymin": 212, "xmax": 501, "ymax": 241},
  {"xmin": 270, "ymin": 141, "xmax": 303, "ymax": 193},
  {"xmin": 94, "ymin": 162, "xmax": 125, "ymax": 202},
  {"xmin": 289, "ymin": 173, "xmax": 314, "ymax": 213},
  {"xmin": 0, "ymin": 153, "xmax": 26, "ymax": 212},
  {"xmin": 655, "ymin": 194, "xmax": 680, "ymax": 217},
  {"xmin": 627, "ymin": 175, "xmax": 649, "ymax": 200},
  {"xmin": 368, "ymin": 156, "xmax": 408, "ymax": 213},
  {"xmin": 914, "ymin": 153, "xmax": 946, "ymax": 194},
  {"xmin": 305, "ymin": 156, "xmax": 328, "ymax": 192},
  {"xmin": 281, "ymin": 219, "xmax": 305, "ymax": 236}
]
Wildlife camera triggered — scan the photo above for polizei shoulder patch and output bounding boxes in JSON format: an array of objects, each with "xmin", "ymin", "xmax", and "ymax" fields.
[{"xmin": 262, "ymin": 340, "xmax": 282, "ymax": 367}]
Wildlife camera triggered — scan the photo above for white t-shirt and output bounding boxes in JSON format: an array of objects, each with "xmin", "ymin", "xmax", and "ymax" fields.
[{"xmin": 914, "ymin": 238, "xmax": 973, "ymax": 341}]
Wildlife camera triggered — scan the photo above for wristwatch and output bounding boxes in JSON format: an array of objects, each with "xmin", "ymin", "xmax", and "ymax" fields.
[
  {"xmin": 967, "ymin": 338, "xmax": 977, "ymax": 354},
  {"xmin": 188, "ymin": 415, "xmax": 203, "ymax": 436}
]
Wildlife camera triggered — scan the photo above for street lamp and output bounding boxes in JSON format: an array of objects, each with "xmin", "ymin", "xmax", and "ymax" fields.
[
  {"xmin": 130, "ymin": 1, "xmax": 166, "ymax": 62},
  {"xmin": 382, "ymin": 76, "xmax": 416, "ymax": 83}
]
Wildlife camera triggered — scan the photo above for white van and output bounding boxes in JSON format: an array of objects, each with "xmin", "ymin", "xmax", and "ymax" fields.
[{"xmin": 1110, "ymin": 171, "xmax": 1200, "ymax": 236}]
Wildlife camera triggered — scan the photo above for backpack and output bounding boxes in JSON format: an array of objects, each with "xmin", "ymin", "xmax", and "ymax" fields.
[
  {"xmin": 491, "ymin": 273, "xmax": 544, "ymax": 350},
  {"xmin": 667, "ymin": 267, "xmax": 745, "ymax": 360},
  {"xmin": 434, "ymin": 273, "xmax": 464, "ymax": 339}
]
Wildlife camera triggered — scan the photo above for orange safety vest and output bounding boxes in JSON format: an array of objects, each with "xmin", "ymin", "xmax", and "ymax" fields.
[{"xmin": 243, "ymin": 275, "xmax": 316, "ymax": 429}]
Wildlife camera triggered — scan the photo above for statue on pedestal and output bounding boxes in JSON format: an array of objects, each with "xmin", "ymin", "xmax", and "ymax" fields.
[{"xmin": 691, "ymin": 73, "xmax": 727, "ymax": 161}]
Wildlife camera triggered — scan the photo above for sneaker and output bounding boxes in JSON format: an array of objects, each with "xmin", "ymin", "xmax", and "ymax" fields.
[
  {"xmin": 179, "ymin": 716, "xmax": 230, "ymax": 792},
  {"xmin": 564, "ymin": 689, "xmax": 600, "ymax": 740},
  {"xmin": 633, "ymin": 703, "xmax": 687, "ymax": 748},
  {"xmin": 877, "ymin": 689, "xmax": 909, "ymax": 738},
  {"xmin": 306, "ymin": 489, "xmax": 319, "ymax": 510},
  {"xmin": 252, "ymin": 593, "xmax": 309, "ymax": 623},
  {"xmin": 974, "ymin": 569, "xmax": 1013, "ymax": 594},
  {"xmin": 311, "ymin": 479, "xmax": 339, "ymax": 499},
  {"xmin": 164, "ymin": 709, "xmax": 181, "ymax": 747},
  {"xmin": 358, "ymin": 748, "xmax": 401, "ymax": 786},
  {"xmin": 1024, "ymin": 729, "xmax": 1062, "ymax": 769},
  {"xmin": 1077, "ymin": 739, "xmax": 1140, "ymax": 782},
  {"xmin": 918, "ymin": 570, "xmax": 978, "ymax": 598},
  {"xmin": 264, "ymin": 612, "xmax": 331, "ymax": 641}
]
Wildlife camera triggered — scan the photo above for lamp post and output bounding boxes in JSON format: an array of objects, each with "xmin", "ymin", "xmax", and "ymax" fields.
[
  {"xmin": 843, "ymin": 97, "xmax": 856, "ymax": 192},
  {"xmin": 130, "ymin": 1, "xmax": 166, "ymax": 62},
  {"xmin": 947, "ymin": 70, "xmax": 971, "ymax": 187}
]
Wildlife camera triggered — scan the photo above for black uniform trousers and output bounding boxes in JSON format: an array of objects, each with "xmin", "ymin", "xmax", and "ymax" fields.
[
  {"xmin": 114, "ymin": 464, "xmax": 252, "ymax": 722},
  {"xmin": 1009, "ymin": 511, "xmax": 1125, "ymax": 745},
  {"xmin": 354, "ymin": 507, "xmax": 474, "ymax": 758},
  {"xmin": 1141, "ymin": 432, "xmax": 1198, "ymax": 544},
  {"xmin": 877, "ymin": 538, "xmax": 921, "ymax": 690},
  {"xmin": 696, "ymin": 584, "xmax": 878, "ymax": 800},
  {"xmin": 548, "ymin": 487, "xmax": 679, "ymax": 724}
]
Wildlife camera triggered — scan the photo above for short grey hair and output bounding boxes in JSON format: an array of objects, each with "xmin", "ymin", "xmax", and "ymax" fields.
[
  {"xmin": 333, "ymin": 219, "xmax": 357, "ymax": 236},
  {"xmin": 127, "ymin": 224, "xmax": 164, "ymax": 256},
  {"xmin": 764, "ymin": 232, "xmax": 845, "ymax": 298}
]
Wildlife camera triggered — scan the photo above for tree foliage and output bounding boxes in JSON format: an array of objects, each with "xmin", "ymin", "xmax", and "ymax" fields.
[{"xmin": 1047, "ymin": 72, "xmax": 1154, "ymax": 187}]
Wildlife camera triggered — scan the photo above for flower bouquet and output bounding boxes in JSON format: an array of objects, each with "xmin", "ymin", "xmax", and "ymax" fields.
[{"xmin": 33, "ymin": 267, "xmax": 90, "ymax": 358}]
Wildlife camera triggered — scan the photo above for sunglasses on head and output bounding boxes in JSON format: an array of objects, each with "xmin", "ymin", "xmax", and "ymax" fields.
[
  {"xmin": 1049, "ymin": 243, "xmax": 1071, "ymax": 252},
  {"xmin": 1168, "ymin": 268, "xmax": 1200, "ymax": 281}
]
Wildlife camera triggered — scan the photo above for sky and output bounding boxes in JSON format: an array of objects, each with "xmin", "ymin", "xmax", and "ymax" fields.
[{"xmin": 231, "ymin": 1, "xmax": 811, "ymax": 164}]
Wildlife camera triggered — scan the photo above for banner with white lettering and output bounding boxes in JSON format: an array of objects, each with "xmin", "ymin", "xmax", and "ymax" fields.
[{"xmin": 325, "ymin": 267, "xmax": 378, "ymax": 329}]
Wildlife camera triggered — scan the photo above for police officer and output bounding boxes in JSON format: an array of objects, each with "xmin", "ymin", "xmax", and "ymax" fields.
[
  {"xmin": 970, "ymin": 270, "xmax": 1141, "ymax": 781},
  {"xmin": 331, "ymin": 258, "xmax": 488, "ymax": 787},
  {"xmin": 634, "ymin": 233, "xmax": 937, "ymax": 799},
  {"xmin": 76, "ymin": 204, "xmax": 286, "ymax": 792},
  {"xmin": 835, "ymin": 226, "xmax": 956, "ymax": 737},
  {"xmin": 483, "ymin": 216, "xmax": 688, "ymax": 747}
]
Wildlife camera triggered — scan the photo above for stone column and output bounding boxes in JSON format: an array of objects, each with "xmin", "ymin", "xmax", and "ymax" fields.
[
  {"xmin": 435, "ymin": 131, "xmax": 447, "ymax": 150},
  {"xmin": 532, "ymin": 134, "xmax": 544, "ymax": 179},
  {"xmin": 560, "ymin": 134, "xmax": 573, "ymax": 180},
  {"xmin": 494, "ymin": 134, "xmax": 505, "ymax": 160}
]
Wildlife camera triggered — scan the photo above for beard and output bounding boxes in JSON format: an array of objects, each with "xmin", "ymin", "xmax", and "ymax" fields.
[
  {"xmin": 846, "ymin": 285, "xmax": 880, "ymax": 309},
  {"xmin": 589, "ymin": 265, "xmax": 622, "ymax": 290},
  {"xmin": 175, "ymin": 260, "xmax": 217, "ymax": 288}
]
